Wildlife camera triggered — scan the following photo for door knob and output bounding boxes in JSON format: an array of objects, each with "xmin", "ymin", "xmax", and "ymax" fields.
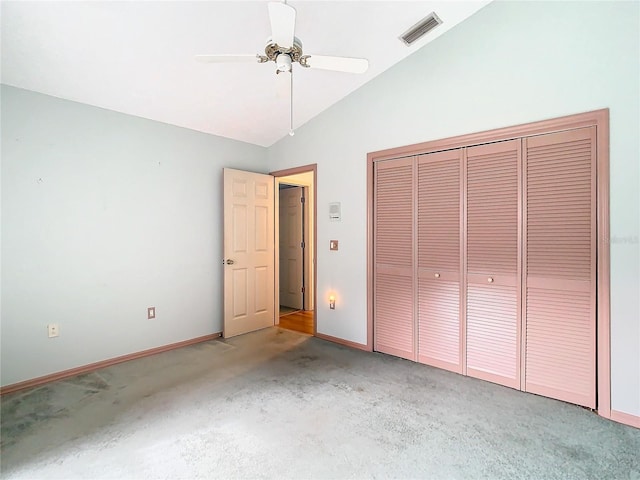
[
  {"xmin": 434, "ymin": 273, "xmax": 440, "ymax": 278},
  {"xmin": 226, "ymin": 259, "xmax": 235, "ymax": 265},
  {"xmin": 487, "ymin": 277, "xmax": 494, "ymax": 283}
]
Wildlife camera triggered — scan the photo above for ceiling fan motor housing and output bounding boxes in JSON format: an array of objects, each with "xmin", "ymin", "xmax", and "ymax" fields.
[{"xmin": 264, "ymin": 37, "xmax": 308, "ymax": 68}]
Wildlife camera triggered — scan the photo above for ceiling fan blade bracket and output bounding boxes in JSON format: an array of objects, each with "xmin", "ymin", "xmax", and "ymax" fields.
[
  {"xmin": 299, "ymin": 55, "xmax": 311, "ymax": 68},
  {"xmin": 265, "ymin": 37, "xmax": 303, "ymax": 63},
  {"xmin": 257, "ymin": 54, "xmax": 269, "ymax": 64}
]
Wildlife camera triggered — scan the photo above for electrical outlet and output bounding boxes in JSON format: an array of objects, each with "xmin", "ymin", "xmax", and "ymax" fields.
[
  {"xmin": 148, "ymin": 307, "xmax": 155, "ymax": 319},
  {"xmin": 48, "ymin": 324, "xmax": 59, "ymax": 338}
]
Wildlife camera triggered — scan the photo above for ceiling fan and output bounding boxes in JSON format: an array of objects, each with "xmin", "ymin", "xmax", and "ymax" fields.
[{"xmin": 195, "ymin": 1, "xmax": 369, "ymax": 136}]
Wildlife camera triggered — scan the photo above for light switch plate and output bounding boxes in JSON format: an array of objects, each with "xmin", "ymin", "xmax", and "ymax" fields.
[{"xmin": 330, "ymin": 240, "xmax": 339, "ymax": 251}]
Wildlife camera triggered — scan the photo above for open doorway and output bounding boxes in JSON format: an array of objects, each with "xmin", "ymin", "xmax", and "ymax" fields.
[
  {"xmin": 271, "ymin": 165, "xmax": 316, "ymax": 336},
  {"xmin": 279, "ymin": 184, "xmax": 305, "ymax": 313}
]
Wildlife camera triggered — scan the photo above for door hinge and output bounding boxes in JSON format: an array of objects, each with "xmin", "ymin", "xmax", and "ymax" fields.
[
  {"xmin": 301, "ymin": 196, "xmax": 305, "ymax": 204},
  {"xmin": 301, "ymin": 241, "xmax": 305, "ymax": 249},
  {"xmin": 302, "ymin": 287, "xmax": 305, "ymax": 293}
]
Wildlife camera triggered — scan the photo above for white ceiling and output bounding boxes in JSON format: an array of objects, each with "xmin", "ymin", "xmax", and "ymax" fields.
[{"xmin": 1, "ymin": 1, "xmax": 491, "ymax": 147}]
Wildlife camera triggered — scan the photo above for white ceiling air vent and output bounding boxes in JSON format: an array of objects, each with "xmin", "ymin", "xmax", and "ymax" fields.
[{"xmin": 400, "ymin": 12, "xmax": 443, "ymax": 46}]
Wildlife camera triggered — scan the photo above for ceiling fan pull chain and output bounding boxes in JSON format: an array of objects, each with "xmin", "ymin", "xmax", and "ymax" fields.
[{"xmin": 289, "ymin": 71, "xmax": 295, "ymax": 136}]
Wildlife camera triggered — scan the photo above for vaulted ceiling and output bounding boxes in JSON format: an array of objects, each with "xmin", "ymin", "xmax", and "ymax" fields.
[{"xmin": 1, "ymin": 1, "xmax": 491, "ymax": 146}]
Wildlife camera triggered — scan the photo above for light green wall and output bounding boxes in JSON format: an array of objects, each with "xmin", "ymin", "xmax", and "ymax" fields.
[
  {"xmin": 268, "ymin": 0, "xmax": 640, "ymax": 416},
  {"xmin": 1, "ymin": 85, "xmax": 267, "ymax": 385}
]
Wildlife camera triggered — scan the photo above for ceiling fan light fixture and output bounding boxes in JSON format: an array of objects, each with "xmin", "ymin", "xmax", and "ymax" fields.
[{"xmin": 275, "ymin": 53, "xmax": 292, "ymax": 73}]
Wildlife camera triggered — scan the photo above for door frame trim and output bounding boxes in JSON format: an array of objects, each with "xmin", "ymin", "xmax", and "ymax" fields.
[
  {"xmin": 367, "ymin": 109, "xmax": 611, "ymax": 419},
  {"xmin": 271, "ymin": 164, "xmax": 318, "ymax": 336}
]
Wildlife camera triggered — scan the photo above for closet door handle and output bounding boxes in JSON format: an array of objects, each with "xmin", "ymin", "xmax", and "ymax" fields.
[
  {"xmin": 226, "ymin": 259, "xmax": 235, "ymax": 265},
  {"xmin": 487, "ymin": 277, "xmax": 494, "ymax": 283},
  {"xmin": 434, "ymin": 273, "xmax": 440, "ymax": 278}
]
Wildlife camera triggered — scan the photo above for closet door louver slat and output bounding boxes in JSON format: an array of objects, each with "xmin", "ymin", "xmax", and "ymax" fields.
[
  {"xmin": 466, "ymin": 140, "xmax": 521, "ymax": 389},
  {"xmin": 524, "ymin": 127, "xmax": 596, "ymax": 409},
  {"xmin": 417, "ymin": 150, "xmax": 462, "ymax": 373},
  {"xmin": 374, "ymin": 158, "xmax": 415, "ymax": 360}
]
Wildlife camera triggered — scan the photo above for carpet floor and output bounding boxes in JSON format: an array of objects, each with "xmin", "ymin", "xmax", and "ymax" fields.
[{"xmin": 1, "ymin": 327, "xmax": 638, "ymax": 479}]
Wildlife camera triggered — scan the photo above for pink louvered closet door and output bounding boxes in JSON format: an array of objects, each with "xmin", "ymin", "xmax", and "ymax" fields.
[
  {"xmin": 465, "ymin": 140, "xmax": 521, "ymax": 389},
  {"xmin": 374, "ymin": 158, "xmax": 415, "ymax": 361},
  {"xmin": 523, "ymin": 127, "xmax": 596, "ymax": 409},
  {"xmin": 417, "ymin": 150, "xmax": 463, "ymax": 373}
]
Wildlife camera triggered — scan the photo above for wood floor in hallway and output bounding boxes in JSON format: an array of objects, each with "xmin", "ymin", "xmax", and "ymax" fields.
[{"xmin": 278, "ymin": 309, "xmax": 314, "ymax": 335}]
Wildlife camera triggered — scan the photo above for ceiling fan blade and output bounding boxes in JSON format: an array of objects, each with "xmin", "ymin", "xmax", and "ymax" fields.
[
  {"xmin": 195, "ymin": 54, "xmax": 260, "ymax": 63},
  {"xmin": 268, "ymin": 2, "xmax": 296, "ymax": 49},
  {"xmin": 275, "ymin": 71, "xmax": 291, "ymax": 99},
  {"xmin": 304, "ymin": 55, "xmax": 369, "ymax": 74}
]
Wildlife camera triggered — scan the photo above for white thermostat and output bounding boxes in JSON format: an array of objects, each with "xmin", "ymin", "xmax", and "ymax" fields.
[{"xmin": 329, "ymin": 202, "xmax": 341, "ymax": 221}]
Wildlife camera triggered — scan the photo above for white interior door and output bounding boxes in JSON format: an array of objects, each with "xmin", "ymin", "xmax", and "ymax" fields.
[
  {"xmin": 279, "ymin": 186, "xmax": 304, "ymax": 310},
  {"xmin": 223, "ymin": 168, "xmax": 275, "ymax": 338}
]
